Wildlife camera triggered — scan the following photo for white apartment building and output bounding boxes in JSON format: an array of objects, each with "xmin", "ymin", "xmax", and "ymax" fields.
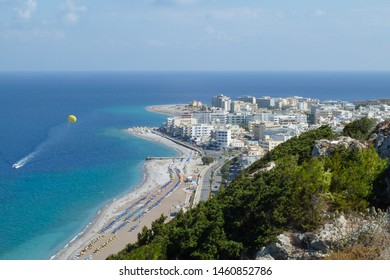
[
  {"xmin": 245, "ymin": 112, "xmax": 273, "ymax": 126},
  {"xmin": 231, "ymin": 100, "xmax": 257, "ymax": 113},
  {"xmin": 298, "ymin": 101, "xmax": 309, "ymax": 111},
  {"xmin": 259, "ymin": 139, "xmax": 283, "ymax": 152},
  {"xmin": 230, "ymin": 139, "xmax": 245, "ymax": 148},
  {"xmin": 246, "ymin": 145, "xmax": 264, "ymax": 157},
  {"xmin": 295, "ymin": 114, "xmax": 308, "ymax": 124},
  {"xmin": 285, "ymin": 97, "xmax": 299, "ymax": 107},
  {"xmin": 230, "ymin": 101, "xmax": 246, "ymax": 113},
  {"xmin": 343, "ymin": 103, "xmax": 355, "ymax": 111},
  {"xmin": 380, "ymin": 105, "xmax": 390, "ymax": 112},
  {"xmin": 166, "ymin": 117, "xmax": 196, "ymax": 127},
  {"xmin": 189, "ymin": 124, "xmax": 214, "ymax": 139},
  {"xmin": 212, "ymin": 94, "xmax": 231, "ymax": 112},
  {"xmin": 210, "ymin": 112, "xmax": 228, "ymax": 125},
  {"xmin": 216, "ymin": 129, "xmax": 231, "ymax": 148},
  {"xmin": 332, "ymin": 110, "xmax": 353, "ymax": 119},
  {"xmin": 252, "ymin": 122, "xmax": 280, "ymax": 140},
  {"xmin": 227, "ymin": 113, "xmax": 246, "ymax": 125},
  {"xmin": 273, "ymin": 114, "xmax": 297, "ymax": 125},
  {"xmin": 192, "ymin": 111, "xmax": 211, "ymax": 124},
  {"xmin": 166, "ymin": 117, "xmax": 175, "ymax": 127}
]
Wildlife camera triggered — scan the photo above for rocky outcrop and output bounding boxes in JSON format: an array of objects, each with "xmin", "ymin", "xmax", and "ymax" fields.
[
  {"xmin": 256, "ymin": 211, "xmax": 390, "ymax": 260},
  {"xmin": 369, "ymin": 119, "xmax": 390, "ymax": 159},
  {"xmin": 255, "ymin": 234, "xmax": 293, "ymax": 260},
  {"xmin": 312, "ymin": 137, "xmax": 368, "ymax": 157},
  {"xmin": 368, "ymin": 120, "xmax": 390, "ymax": 205}
]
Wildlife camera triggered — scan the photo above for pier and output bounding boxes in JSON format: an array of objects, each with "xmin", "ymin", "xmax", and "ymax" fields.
[{"xmin": 146, "ymin": 157, "xmax": 182, "ymax": 160}]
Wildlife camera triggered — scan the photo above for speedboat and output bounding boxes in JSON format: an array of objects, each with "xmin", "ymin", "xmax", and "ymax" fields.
[{"xmin": 12, "ymin": 163, "xmax": 21, "ymax": 169}]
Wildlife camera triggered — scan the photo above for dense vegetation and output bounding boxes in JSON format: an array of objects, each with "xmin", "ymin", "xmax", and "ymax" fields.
[
  {"xmin": 108, "ymin": 124, "xmax": 389, "ymax": 260},
  {"xmin": 342, "ymin": 116, "xmax": 376, "ymax": 140}
]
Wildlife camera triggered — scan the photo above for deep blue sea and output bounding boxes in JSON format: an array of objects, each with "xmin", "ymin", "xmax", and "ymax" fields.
[{"xmin": 0, "ymin": 72, "xmax": 389, "ymax": 259}]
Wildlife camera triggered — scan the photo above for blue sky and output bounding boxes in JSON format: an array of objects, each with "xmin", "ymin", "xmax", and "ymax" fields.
[{"xmin": 1, "ymin": 0, "xmax": 390, "ymax": 71}]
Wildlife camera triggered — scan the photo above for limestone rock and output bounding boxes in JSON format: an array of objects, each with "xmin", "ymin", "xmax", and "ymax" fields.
[
  {"xmin": 367, "ymin": 120, "xmax": 390, "ymax": 204},
  {"xmin": 256, "ymin": 234, "xmax": 293, "ymax": 260},
  {"xmin": 312, "ymin": 137, "xmax": 368, "ymax": 157},
  {"xmin": 255, "ymin": 250, "xmax": 275, "ymax": 260},
  {"xmin": 369, "ymin": 119, "xmax": 390, "ymax": 159},
  {"xmin": 309, "ymin": 215, "xmax": 348, "ymax": 253},
  {"xmin": 254, "ymin": 213, "xmax": 390, "ymax": 260}
]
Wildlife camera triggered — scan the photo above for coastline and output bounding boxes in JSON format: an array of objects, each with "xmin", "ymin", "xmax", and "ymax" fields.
[
  {"xmin": 53, "ymin": 105, "xmax": 205, "ymax": 260},
  {"xmin": 146, "ymin": 104, "xmax": 187, "ymax": 117}
]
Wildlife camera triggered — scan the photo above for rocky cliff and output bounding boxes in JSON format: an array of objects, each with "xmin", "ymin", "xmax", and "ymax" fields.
[
  {"xmin": 312, "ymin": 119, "xmax": 390, "ymax": 159},
  {"xmin": 368, "ymin": 120, "xmax": 390, "ymax": 206},
  {"xmin": 256, "ymin": 210, "xmax": 390, "ymax": 260},
  {"xmin": 256, "ymin": 122, "xmax": 390, "ymax": 260},
  {"xmin": 369, "ymin": 119, "xmax": 390, "ymax": 159}
]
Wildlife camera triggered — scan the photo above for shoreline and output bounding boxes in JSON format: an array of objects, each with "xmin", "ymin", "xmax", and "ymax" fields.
[
  {"xmin": 146, "ymin": 104, "xmax": 187, "ymax": 117},
  {"xmin": 51, "ymin": 160, "xmax": 152, "ymax": 260},
  {"xmin": 53, "ymin": 117, "xmax": 205, "ymax": 260}
]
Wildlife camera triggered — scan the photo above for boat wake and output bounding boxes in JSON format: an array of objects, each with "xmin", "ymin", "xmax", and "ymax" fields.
[
  {"xmin": 12, "ymin": 154, "xmax": 36, "ymax": 169},
  {"xmin": 12, "ymin": 125, "xmax": 68, "ymax": 169}
]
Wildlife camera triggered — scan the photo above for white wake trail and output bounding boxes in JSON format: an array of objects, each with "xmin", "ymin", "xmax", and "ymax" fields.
[
  {"xmin": 12, "ymin": 151, "xmax": 38, "ymax": 169},
  {"xmin": 12, "ymin": 125, "xmax": 69, "ymax": 169}
]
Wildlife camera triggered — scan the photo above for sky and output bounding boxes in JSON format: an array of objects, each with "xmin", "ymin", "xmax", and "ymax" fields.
[{"xmin": 1, "ymin": 0, "xmax": 390, "ymax": 71}]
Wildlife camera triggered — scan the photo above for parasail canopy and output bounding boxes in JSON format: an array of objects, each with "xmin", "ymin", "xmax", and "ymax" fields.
[{"xmin": 68, "ymin": 115, "xmax": 77, "ymax": 123}]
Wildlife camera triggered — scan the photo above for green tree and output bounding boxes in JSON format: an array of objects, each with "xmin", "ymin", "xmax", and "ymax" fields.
[
  {"xmin": 201, "ymin": 156, "xmax": 214, "ymax": 165},
  {"xmin": 324, "ymin": 147, "xmax": 387, "ymax": 211},
  {"xmin": 289, "ymin": 158, "xmax": 332, "ymax": 230},
  {"xmin": 343, "ymin": 117, "xmax": 376, "ymax": 140}
]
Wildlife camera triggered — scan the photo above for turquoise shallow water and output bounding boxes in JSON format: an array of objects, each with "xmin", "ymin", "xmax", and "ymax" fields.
[
  {"xmin": 0, "ymin": 71, "xmax": 389, "ymax": 259},
  {"xmin": 0, "ymin": 73, "xmax": 179, "ymax": 259}
]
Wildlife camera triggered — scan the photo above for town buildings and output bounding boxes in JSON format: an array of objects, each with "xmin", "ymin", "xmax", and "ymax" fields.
[{"xmin": 160, "ymin": 94, "xmax": 390, "ymax": 158}]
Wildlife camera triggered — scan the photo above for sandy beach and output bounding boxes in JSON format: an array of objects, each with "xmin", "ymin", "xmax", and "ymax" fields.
[
  {"xmin": 146, "ymin": 104, "xmax": 187, "ymax": 117},
  {"xmin": 54, "ymin": 124, "xmax": 206, "ymax": 260}
]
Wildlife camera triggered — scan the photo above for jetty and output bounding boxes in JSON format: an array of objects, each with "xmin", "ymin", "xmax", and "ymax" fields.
[{"xmin": 146, "ymin": 157, "xmax": 182, "ymax": 160}]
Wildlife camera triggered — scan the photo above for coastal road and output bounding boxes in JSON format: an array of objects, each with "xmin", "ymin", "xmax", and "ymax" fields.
[
  {"xmin": 200, "ymin": 167, "xmax": 212, "ymax": 201},
  {"xmin": 199, "ymin": 151, "xmax": 226, "ymax": 201}
]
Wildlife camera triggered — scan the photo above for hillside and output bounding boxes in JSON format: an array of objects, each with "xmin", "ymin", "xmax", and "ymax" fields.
[{"xmin": 108, "ymin": 122, "xmax": 390, "ymax": 260}]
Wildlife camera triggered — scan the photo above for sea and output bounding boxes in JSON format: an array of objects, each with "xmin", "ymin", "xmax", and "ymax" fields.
[{"xmin": 0, "ymin": 71, "xmax": 389, "ymax": 260}]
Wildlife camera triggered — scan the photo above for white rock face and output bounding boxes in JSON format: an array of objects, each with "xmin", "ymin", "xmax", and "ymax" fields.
[
  {"xmin": 256, "ymin": 234, "xmax": 292, "ymax": 260},
  {"xmin": 368, "ymin": 120, "xmax": 390, "ymax": 204},
  {"xmin": 312, "ymin": 137, "xmax": 368, "ymax": 157},
  {"xmin": 369, "ymin": 120, "xmax": 390, "ymax": 159},
  {"xmin": 311, "ymin": 215, "xmax": 349, "ymax": 254},
  {"xmin": 255, "ymin": 213, "xmax": 389, "ymax": 260}
]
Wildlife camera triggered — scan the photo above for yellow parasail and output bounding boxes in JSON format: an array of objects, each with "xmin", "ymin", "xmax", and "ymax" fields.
[{"xmin": 68, "ymin": 115, "xmax": 77, "ymax": 123}]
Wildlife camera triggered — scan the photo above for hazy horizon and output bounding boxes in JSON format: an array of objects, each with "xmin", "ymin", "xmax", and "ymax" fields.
[{"xmin": 1, "ymin": 0, "xmax": 390, "ymax": 72}]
